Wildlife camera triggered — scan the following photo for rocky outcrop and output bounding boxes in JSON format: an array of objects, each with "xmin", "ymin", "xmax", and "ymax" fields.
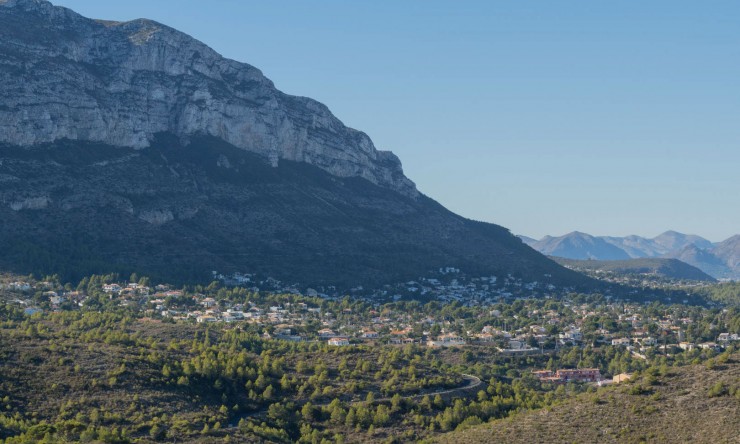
[
  {"xmin": 0, "ymin": 0, "xmax": 416, "ymax": 196},
  {"xmin": 9, "ymin": 195, "xmax": 49, "ymax": 211}
]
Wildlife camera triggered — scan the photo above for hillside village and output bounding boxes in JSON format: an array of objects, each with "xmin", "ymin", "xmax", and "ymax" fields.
[
  {"xmin": 1, "ymin": 270, "xmax": 738, "ymax": 443},
  {"xmin": 2, "ymin": 270, "xmax": 737, "ymax": 377}
]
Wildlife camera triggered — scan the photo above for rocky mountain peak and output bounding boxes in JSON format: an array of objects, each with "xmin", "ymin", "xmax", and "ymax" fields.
[
  {"xmin": 0, "ymin": 0, "xmax": 417, "ymax": 196},
  {"xmin": 0, "ymin": 0, "xmax": 47, "ymax": 9}
]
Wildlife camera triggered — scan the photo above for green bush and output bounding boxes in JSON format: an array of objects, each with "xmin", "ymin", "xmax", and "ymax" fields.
[{"xmin": 708, "ymin": 382, "xmax": 727, "ymax": 398}]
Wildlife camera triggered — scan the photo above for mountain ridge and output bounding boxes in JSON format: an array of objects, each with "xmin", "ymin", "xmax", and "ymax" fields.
[
  {"xmin": 0, "ymin": 0, "xmax": 416, "ymax": 197},
  {"xmin": 521, "ymin": 231, "xmax": 740, "ymax": 280},
  {"xmin": 0, "ymin": 0, "xmax": 592, "ymax": 290},
  {"xmin": 529, "ymin": 231, "xmax": 632, "ymax": 261}
]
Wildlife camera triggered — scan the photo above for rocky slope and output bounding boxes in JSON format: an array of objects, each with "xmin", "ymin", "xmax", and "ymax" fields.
[
  {"xmin": 0, "ymin": 0, "xmax": 591, "ymax": 289},
  {"xmin": 650, "ymin": 230, "xmax": 715, "ymax": 253},
  {"xmin": 709, "ymin": 235, "xmax": 740, "ymax": 271},
  {"xmin": 0, "ymin": 0, "xmax": 415, "ymax": 197},
  {"xmin": 666, "ymin": 237, "xmax": 740, "ymax": 281}
]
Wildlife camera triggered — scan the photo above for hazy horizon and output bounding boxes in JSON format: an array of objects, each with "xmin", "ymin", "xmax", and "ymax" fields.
[
  {"xmin": 53, "ymin": 0, "xmax": 740, "ymax": 241},
  {"xmin": 518, "ymin": 230, "xmax": 735, "ymax": 244}
]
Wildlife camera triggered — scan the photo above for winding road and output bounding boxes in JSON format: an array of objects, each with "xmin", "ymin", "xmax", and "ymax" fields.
[{"xmin": 398, "ymin": 373, "xmax": 482, "ymax": 401}]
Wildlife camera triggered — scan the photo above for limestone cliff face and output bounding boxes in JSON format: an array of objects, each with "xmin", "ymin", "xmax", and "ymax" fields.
[{"xmin": 0, "ymin": 0, "xmax": 416, "ymax": 196}]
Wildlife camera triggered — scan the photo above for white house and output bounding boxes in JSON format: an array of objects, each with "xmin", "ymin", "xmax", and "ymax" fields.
[
  {"xmin": 561, "ymin": 328, "xmax": 583, "ymax": 342},
  {"xmin": 718, "ymin": 333, "xmax": 739, "ymax": 343},
  {"xmin": 642, "ymin": 337, "xmax": 657, "ymax": 347},
  {"xmin": 10, "ymin": 282, "xmax": 32, "ymax": 291},
  {"xmin": 196, "ymin": 315, "xmax": 217, "ymax": 323},
  {"xmin": 427, "ymin": 333, "xmax": 465, "ymax": 347},
  {"xmin": 328, "ymin": 337, "xmax": 350, "ymax": 346},
  {"xmin": 103, "ymin": 284, "xmax": 122, "ymax": 293}
]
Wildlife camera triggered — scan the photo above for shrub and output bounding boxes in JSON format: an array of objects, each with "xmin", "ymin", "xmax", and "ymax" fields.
[{"xmin": 708, "ymin": 382, "xmax": 727, "ymax": 398}]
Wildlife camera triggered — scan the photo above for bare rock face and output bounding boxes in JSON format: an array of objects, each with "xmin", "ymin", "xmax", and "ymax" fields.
[
  {"xmin": 0, "ymin": 0, "xmax": 417, "ymax": 197},
  {"xmin": 9, "ymin": 195, "xmax": 49, "ymax": 211},
  {"xmin": 138, "ymin": 209, "xmax": 174, "ymax": 226}
]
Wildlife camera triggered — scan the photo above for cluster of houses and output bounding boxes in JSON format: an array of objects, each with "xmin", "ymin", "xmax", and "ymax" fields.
[
  {"xmin": 533, "ymin": 368, "xmax": 603, "ymax": 384},
  {"xmin": 363, "ymin": 272, "xmax": 561, "ymax": 306},
  {"xmin": 2, "ymin": 276, "xmax": 739, "ymax": 356},
  {"xmin": 532, "ymin": 368, "xmax": 634, "ymax": 386},
  {"xmin": 532, "ymin": 368, "xmax": 632, "ymax": 386},
  {"xmin": 214, "ymin": 268, "xmax": 560, "ymax": 306},
  {"xmin": 1, "ymin": 280, "xmax": 87, "ymax": 314}
]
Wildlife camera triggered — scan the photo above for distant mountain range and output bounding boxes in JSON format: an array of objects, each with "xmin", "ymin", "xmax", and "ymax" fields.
[{"xmin": 520, "ymin": 231, "xmax": 740, "ymax": 280}]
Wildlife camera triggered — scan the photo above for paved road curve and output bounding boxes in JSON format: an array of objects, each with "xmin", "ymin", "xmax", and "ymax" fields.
[{"xmin": 398, "ymin": 374, "xmax": 482, "ymax": 402}]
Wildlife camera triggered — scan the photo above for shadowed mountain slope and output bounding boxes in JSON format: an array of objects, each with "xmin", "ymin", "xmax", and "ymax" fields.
[{"xmin": 0, "ymin": 135, "xmax": 591, "ymax": 289}]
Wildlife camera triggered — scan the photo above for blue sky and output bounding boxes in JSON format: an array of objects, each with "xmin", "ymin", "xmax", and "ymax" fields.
[{"xmin": 54, "ymin": 1, "xmax": 740, "ymax": 241}]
